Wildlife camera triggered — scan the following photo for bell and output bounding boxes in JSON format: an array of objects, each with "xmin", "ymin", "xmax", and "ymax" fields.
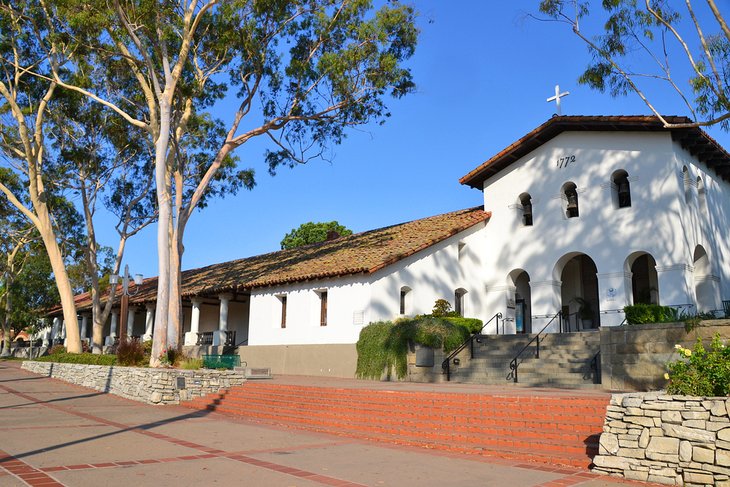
[
  {"xmin": 522, "ymin": 202, "xmax": 532, "ymax": 217},
  {"xmin": 566, "ymin": 193, "xmax": 578, "ymax": 211}
]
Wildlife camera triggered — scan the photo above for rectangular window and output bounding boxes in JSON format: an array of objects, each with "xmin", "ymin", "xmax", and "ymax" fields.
[
  {"xmin": 400, "ymin": 290, "xmax": 406, "ymax": 315},
  {"xmin": 280, "ymin": 295, "xmax": 287, "ymax": 328},
  {"xmin": 320, "ymin": 291, "xmax": 328, "ymax": 326}
]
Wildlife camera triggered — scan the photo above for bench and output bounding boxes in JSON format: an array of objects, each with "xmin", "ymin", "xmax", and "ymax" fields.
[{"xmin": 202, "ymin": 354, "xmax": 241, "ymax": 370}]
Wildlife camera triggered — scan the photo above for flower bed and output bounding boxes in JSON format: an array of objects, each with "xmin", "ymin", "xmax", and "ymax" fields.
[{"xmin": 22, "ymin": 360, "xmax": 245, "ymax": 405}]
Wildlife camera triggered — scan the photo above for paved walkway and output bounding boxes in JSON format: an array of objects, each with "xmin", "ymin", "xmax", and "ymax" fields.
[{"xmin": 0, "ymin": 361, "xmax": 656, "ymax": 487}]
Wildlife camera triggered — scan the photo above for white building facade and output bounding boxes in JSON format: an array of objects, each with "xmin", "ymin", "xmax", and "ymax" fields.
[{"xmin": 55, "ymin": 116, "xmax": 730, "ymax": 374}]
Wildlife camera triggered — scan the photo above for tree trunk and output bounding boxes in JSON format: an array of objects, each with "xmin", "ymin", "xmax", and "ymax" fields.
[{"xmin": 151, "ymin": 100, "xmax": 172, "ymax": 367}]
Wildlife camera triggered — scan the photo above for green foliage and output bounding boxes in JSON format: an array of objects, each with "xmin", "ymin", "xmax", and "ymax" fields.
[
  {"xmin": 179, "ymin": 358, "xmax": 203, "ymax": 370},
  {"xmin": 37, "ymin": 351, "xmax": 116, "ymax": 366},
  {"xmin": 115, "ymin": 339, "xmax": 147, "ymax": 367},
  {"xmin": 48, "ymin": 345, "xmax": 66, "ymax": 356},
  {"xmin": 431, "ymin": 299, "xmax": 456, "ymax": 317},
  {"xmin": 538, "ymin": 0, "xmax": 730, "ymax": 130},
  {"xmin": 623, "ymin": 304, "xmax": 678, "ymax": 325},
  {"xmin": 356, "ymin": 316, "xmax": 474, "ymax": 380},
  {"xmin": 280, "ymin": 221, "xmax": 353, "ymax": 249},
  {"xmin": 443, "ymin": 317, "xmax": 483, "ymax": 334},
  {"xmin": 666, "ymin": 336, "xmax": 730, "ymax": 396}
]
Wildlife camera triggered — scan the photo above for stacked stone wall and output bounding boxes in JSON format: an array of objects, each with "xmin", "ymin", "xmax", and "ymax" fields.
[
  {"xmin": 594, "ymin": 392, "xmax": 730, "ymax": 486},
  {"xmin": 21, "ymin": 361, "xmax": 245, "ymax": 405}
]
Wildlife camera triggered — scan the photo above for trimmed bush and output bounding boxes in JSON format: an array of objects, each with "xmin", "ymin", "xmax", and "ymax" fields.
[
  {"xmin": 624, "ymin": 304, "xmax": 677, "ymax": 325},
  {"xmin": 666, "ymin": 335, "xmax": 730, "ymax": 396},
  {"xmin": 443, "ymin": 317, "xmax": 483, "ymax": 334},
  {"xmin": 37, "ymin": 352, "xmax": 116, "ymax": 366},
  {"xmin": 356, "ymin": 316, "xmax": 475, "ymax": 380}
]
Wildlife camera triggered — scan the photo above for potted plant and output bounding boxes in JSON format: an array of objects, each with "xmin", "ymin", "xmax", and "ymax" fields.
[{"xmin": 574, "ymin": 297, "xmax": 594, "ymax": 329}]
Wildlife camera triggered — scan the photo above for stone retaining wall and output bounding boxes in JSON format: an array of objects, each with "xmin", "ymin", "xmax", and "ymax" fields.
[
  {"xmin": 600, "ymin": 321, "xmax": 730, "ymax": 391},
  {"xmin": 22, "ymin": 361, "xmax": 245, "ymax": 405},
  {"xmin": 594, "ymin": 392, "xmax": 730, "ymax": 486}
]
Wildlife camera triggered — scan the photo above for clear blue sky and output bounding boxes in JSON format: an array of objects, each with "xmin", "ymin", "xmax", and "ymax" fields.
[{"xmin": 100, "ymin": 1, "xmax": 730, "ymax": 278}]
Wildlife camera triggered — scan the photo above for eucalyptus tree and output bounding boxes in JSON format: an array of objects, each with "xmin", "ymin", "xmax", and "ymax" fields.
[
  {"xmin": 52, "ymin": 89, "xmax": 157, "ymax": 353},
  {"xmin": 0, "ymin": 169, "xmax": 60, "ymax": 356},
  {"xmin": 39, "ymin": 0, "xmax": 417, "ymax": 365},
  {"xmin": 538, "ymin": 0, "xmax": 730, "ymax": 129},
  {"xmin": 0, "ymin": 1, "xmax": 86, "ymax": 352}
]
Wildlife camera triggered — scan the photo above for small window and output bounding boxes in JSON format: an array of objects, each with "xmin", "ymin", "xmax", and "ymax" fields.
[
  {"xmin": 319, "ymin": 290, "xmax": 328, "ymax": 326},
  {"xmin": 683, "ymin": 166, "xmax": 691, "ymax": 203},
  {"xmin": 563, "ymin": 182, "xmax": 579, "ymax": 218},
  {"xmin": 697, "ymin": 176, "xmax": 707, "ymax": 214},
  {"xmin": 454, "ymin": 288, "xmax": 467, "ymax": 316},
  {"xmin": 519, "ymin": 193, "xmax": 533, "ymax": 226},
  {"xmin": 612, "ymin": 170, "xmax": 631, "ymax": 208},
  {"xmin": 458, "ymin": 241, "xmax": 466, "ymax": 260},
  {"xmin": 280, "ymin": 295, "xmax": 287, "ymax": 328},
  {"xmin": 399, "ymin": 286, "xmax": 411, "ymax": 315}
]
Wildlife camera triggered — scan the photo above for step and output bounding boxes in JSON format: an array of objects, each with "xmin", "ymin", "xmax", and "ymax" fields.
[{"xmin": 182, "ymin": 382, "xmax": 609, "ymax": 469}]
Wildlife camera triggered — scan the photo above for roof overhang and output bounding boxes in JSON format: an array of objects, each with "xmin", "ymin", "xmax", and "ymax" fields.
[{"xmin": 460, "ymin": 115, "xmax": 730, "ymax": 189}]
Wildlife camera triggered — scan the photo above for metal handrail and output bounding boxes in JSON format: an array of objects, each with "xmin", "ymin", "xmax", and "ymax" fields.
[
  {"xmin": 508, "ymin": 310, "xmax": 562, "ymax": 383},
  {"xmin": 441, "ymin": 312, "xmax": 502, "ymax": 382}
]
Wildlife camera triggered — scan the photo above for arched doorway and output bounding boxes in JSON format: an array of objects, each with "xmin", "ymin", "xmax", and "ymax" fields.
[
  {"xmin": 626, "ymin": 252, "xmax": 659, "ymax": 305},
  {"xmin": 507, "ymin": 270, "xmax": 531, "ymax": 334},
  {"xmin": 557, "ymin": 254, "xmax": 600, "ymax": 331},
  {"xmin": 693, "ymin": 245, "xmax": 717, "ymax": 312}
]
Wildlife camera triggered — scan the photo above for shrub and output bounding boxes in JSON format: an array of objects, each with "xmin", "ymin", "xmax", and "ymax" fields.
[
  {"xmin": 115, "ymin": 339, "xmax": 147, "ymax": 366},
  {"xmin": 37, "ymin": 352, "xmax": 116, "ymax": 366},
  {"xmin": 431, "ymin": 299, "xmax": 455, "ymax": 317},
  {"xmin": 666, "ymin": 335, "xmax": 730, "ymax": 396},
  {"xmin": 624, "ymin": 304, "xmax": 677, "ymax": 325},
  {"xmin": 356, "ymin": 321, "xmax": 398, "ymax": 380},
  {"xmin": 179, "ymin": 358, "xmax": 203, "ymax": 370},
  {"xmin": 48, "ymin": 344, "xmax": 65, "ymax": 355},
  {"xmin": 355, "ymin": 316, "xmax": 474, "ymax": 380},
  {"xmin": 443, "ymin": 317, "xmax": 483, "ymax": 334}
]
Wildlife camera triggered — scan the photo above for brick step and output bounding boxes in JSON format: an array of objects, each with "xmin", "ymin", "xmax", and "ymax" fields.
[
  {"xmin": 182, "ymin": 384, "xmax": 606, "ymax": 468},
  {"xmin": 236, "ymin": 383, "xmax": 609, "ymax": 407},
  {"xmin": 220, "ymin": 388, "xmax": 608, "ymax": 416},
  {"xmin": 192, "ymin": 396, "xmax": 604, "ymax": 434},
  {"xmin": 193, "ymin": 404, "xmax": 597, "ymax": 468},
  {"xmin": 202, "ymin": 402, "xmax": 600, "ymax": 453}
]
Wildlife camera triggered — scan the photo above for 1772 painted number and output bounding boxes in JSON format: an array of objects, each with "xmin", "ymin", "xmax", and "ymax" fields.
[{"xmin": 556, "ymin": 154, "xmax": 576, "ymax": 169}]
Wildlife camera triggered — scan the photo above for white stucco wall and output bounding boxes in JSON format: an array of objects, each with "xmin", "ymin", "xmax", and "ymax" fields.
[
  {"xmin": 369, "ymin": 223, "xmax": 488, "ymax": 322},
  {"xmin": 247, "ymin": 277, "xmax": 371, "ymax": 345},
  {"xmin": 477, "ymin": 130, "xmax": 730, "ymax": 332}
]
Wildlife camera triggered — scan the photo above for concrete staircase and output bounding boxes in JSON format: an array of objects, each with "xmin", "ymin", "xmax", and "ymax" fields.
[
  {"xmin": 182, "ymin": 381, "xmax": 609, "ymax": 468},
  {"xmin": 444, "ymin": 331, "xmax": 601, "ymax": 387}
]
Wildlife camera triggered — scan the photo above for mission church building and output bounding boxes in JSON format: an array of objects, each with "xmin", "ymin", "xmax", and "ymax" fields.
[{"xmin": 54, "ymin": 115, "xmax": 730, "ymax": 377}]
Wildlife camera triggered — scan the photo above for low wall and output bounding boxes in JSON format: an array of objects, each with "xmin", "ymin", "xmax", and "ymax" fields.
[
  {"xmin": 239, "ymin": 344, "xmax": 357, "ymax": 378},
  {"xmin": 21, "ymin": 361, "xmax": 245, "ymax": 405},
  {"xmin": 594, "ymin": 392, "xmax": 730, "ymax": 486},
  {"xmin": 600, "ymin": 321, "xmax": 730, "ymax": 391}
]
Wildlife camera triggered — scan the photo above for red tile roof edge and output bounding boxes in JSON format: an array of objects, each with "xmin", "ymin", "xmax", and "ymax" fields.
[{"xmin": 460, "ymin": 115, "xmax": 730, "ymax": 188}]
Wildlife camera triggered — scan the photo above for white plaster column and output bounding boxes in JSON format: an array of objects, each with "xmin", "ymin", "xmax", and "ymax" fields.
[
  {"xmin": 80, "ymin": 315, "xmax": 89, "ymax": 341},
  {"xmin": 143, "ymin": 304, "xmax": 155, "ymax": 342},
  {"xmin": 105, "ymin": 311, "xmax": 119, "ymax": 347},
  {"xmin": 127, "ymin": 307, "xmax": 137, "ymax": 337},
  {"xmin": 184, "ymin": 298, "xmax": 203, "ymax": 346},
  {"xmin": 656, "ymin": 264, "xmax": 694, "ymax": 308},
  {"xmin": 42, "ymin": 319, "xmax": 51, "ymax": 347},
  {"xmin": 597, "ymin": 272, "xmax": 630, "ymax": 327},
  {"xmin": 529, "ymin": 280, "xmax": 562, "ymax": 333},
  {"xmin": 51, "ymin": 317, "xmax": 61, "ymax": 344},
  {"xmin": 484, "ymin": 284, "xmax": 515, "ymax": 334},
  {"xmin": 213, "ymin": 294, "xmax": 232, "ymax": 347}
]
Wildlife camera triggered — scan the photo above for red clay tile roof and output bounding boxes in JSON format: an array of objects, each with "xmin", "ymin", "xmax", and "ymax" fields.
[
  {"xmin": 460, "ymin": 115, "xmax": 730, "ymax": 189},
  {"xmin": 64, "ymin": 206, "xmax": 490, "ymax": 312}
]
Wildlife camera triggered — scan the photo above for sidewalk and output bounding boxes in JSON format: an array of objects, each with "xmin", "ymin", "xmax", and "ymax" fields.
[{"xmin": 0, "ymin": 360, "xmax": 657, "ymax": 487}]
